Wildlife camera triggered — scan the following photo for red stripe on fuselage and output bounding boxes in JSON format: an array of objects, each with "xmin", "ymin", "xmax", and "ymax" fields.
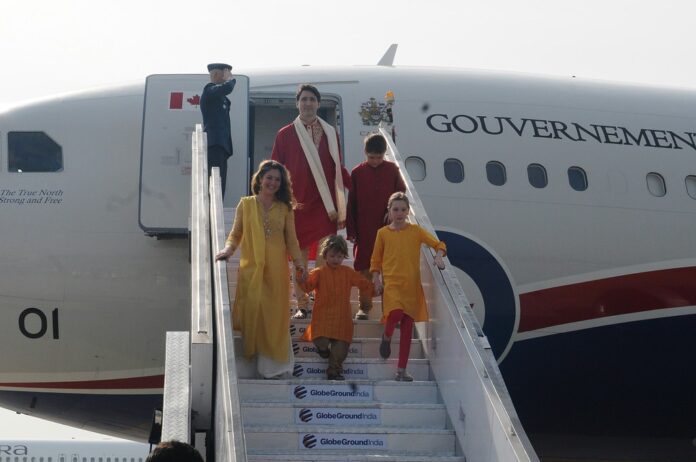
[
  {"xmin": 519, "ymin": 267, "xmax": 696, "ymax": 332},
  {"xmin": 0, "ymin": 375, "xmax": 164, "ymax": 390}
]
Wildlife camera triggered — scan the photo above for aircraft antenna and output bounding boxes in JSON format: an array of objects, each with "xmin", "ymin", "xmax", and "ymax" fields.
[{"xmin": 377, "ymin": 44, "xmax": 398, "ymax": 66}]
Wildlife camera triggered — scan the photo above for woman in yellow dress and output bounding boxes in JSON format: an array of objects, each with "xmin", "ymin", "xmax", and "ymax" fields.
[{"xmin": 216, "ymin": 160, "xmax": 305, "ymax": 378}]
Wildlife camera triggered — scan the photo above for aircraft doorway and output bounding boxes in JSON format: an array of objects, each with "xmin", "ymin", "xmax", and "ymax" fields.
[{"xmin": 247, "ymin": 93, "xmax": 342, "ymax": 193}]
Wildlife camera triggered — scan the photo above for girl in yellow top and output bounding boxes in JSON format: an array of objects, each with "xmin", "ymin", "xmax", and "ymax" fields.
[
  {"xmin": 370, "ymin": 192, "xmax": 446, "ymax": 381},
  {"xmin": 298, "ymin": 235, "xmax": 373, "ymax": 380},
  {"xmin": 216, "ymin": 160, "xmax": 305, "ymax": 379}
]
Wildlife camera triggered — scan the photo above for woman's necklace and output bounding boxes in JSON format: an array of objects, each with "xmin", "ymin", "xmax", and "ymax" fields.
[{"xmin": 257, "ymin": 196, "xmax": 274, "ymax": 238}]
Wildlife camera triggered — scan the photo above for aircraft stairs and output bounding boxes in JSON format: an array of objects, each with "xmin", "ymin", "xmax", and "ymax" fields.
[{"xmin": 159, "ymin": 125, "xmax": 539, "ymax": 462}]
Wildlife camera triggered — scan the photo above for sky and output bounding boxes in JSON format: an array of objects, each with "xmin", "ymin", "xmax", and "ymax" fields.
[
  {"xmin": 2, "ymin": 0, "xmax": 696, "ymax": 110},
  {"xmin": 1, "ymin": 0, "xmax": 695, "ymax": 439}
]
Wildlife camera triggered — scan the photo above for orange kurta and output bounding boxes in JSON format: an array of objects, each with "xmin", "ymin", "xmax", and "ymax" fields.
[
  {"xmin": 370, "ymin": 223, "xmax": 447, "ymax": 322},
  {"xmin": 299, "ymin": 265, "xmax": 373, "ymax": 344}
]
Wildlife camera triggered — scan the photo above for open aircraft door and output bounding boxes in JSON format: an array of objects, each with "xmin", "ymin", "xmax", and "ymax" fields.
[{"xmin": 139, "ymin": 74, "xmax": 249, "ymax": 235}]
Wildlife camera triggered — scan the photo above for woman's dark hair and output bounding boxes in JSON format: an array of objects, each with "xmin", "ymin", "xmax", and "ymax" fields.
[{"xmin": 251, "ymin": 160, "xmax": 296, "ymax": 209}]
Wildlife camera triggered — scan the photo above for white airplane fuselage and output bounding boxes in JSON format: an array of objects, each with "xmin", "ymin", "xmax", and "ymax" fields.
[
  {"xmin": 1, "ymin": 66, "xmax": 695, "ymax": 445},
  {"xmin": 0, "ymin": 440, "xmax": 150, "ymax": 461}
]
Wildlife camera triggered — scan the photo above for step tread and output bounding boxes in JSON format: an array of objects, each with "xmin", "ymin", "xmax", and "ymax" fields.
[
  {"xmin": 244, "ymin": 424, "xmax": 455, "ymax": 434},
  {"xmin": 291, "ymin": 357, "xmax": 429, "ymax": 364},
  {"xmin": 246, "ymin": 450, "xmax": 464, "ymax": 460},
  {"xmin": 242, "ymin": 401, "xmax": 445, "ymax": 409},
  {"xmin": 239, "ymin": 378, "xmax": 436, "ymax": 386}
]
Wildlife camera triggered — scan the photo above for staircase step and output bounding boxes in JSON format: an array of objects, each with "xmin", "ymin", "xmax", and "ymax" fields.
[
  {"xmin": 232, "ymin": 337, "xmax": 424, "ymax": 359},
  {"xmin": 238, "ymin": 379, "xmax": 441, "ymax": 404},
  {"xmin": 241, "ymin": 402, "xmax": 447, "ymax": 428},
  {"xmin": 243, "ymin": 425, "xmax": 456, "ymax": 454},
  {"xmin": 247, "ymin": 454, "xmax": 465, "ymax": 462},
  {"xmin": 235, "ymin": 357, "xmax": 430, "ymax": 381},
  {"xmin": 291, "ymin": 338, "xmax": 424, "ymax": 359},
  {"xmin": 290, "ymin": 320, "xmax": 408, "ymax": 342}
]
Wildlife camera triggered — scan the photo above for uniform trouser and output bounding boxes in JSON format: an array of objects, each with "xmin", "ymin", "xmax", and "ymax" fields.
[
  {"xmin": 313, "ymin": 337, "xmax": 349, "ymax": 375},
  {"xmin": 384, "ymin": 309, "xmax": 414, "ymax": 369},
  {"xmin": 358, "ymin": 269, "xmax": 373, "ymax": 311},
  {"xmin": 294, "ymin": 236, "xmax": 328, "ymax": 310},
  {"xmin": 207, "ymin": 145, "xmax": 230, "ymax": 197}
]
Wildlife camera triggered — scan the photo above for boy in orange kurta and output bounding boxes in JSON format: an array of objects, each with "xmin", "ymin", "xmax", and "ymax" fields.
[{"xmin": 298, "ymin": 235, "xmax": 373, "ymax": 380}]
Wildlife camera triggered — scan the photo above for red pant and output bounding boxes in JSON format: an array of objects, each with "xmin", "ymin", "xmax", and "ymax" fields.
[{"xmin": 384, "ymin": 309, "xmax": 414, "ymax": 369}]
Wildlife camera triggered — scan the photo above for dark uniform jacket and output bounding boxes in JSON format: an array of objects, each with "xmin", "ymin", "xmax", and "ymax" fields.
[{"xmin": 200, "ymin": 78, "xmax": 236, "ymax": 155}]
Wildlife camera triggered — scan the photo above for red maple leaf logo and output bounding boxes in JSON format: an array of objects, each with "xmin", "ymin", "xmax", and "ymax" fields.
[{"xmin": 187, "ymin": 94, "xmax": 201, "ymax": 106}]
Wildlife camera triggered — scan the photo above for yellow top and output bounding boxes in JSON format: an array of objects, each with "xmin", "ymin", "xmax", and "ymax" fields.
[
  {"xmin": 370, "ymin": 223, "xmax": 446, "ymax": 322},
  {"xmin": 226, "ymin": 196, "xmax": 302, "ymax": 362}
]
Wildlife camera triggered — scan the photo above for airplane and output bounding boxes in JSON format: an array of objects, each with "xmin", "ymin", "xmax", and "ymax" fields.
[
  {"xmin": 0, "ymin": 440, "xmax": 150, "ymax": 462},
  {"xmin": 1, "ymin": 54, "xmax": 696, "ymax": 457}
]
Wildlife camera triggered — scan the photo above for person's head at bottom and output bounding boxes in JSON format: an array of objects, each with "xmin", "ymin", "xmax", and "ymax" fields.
[{"xmin": 146, "ymin": 441, "xmax": 204, "ymax": 462}]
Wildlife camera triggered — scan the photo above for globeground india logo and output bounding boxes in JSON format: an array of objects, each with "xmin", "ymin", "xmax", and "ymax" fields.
[
  {"xmin": 298, "ymin": 408, "xmax": 313, "ymax": 422},
  {"xmin": 300, "ymin": 433, "xmax": 388, "ymax": 450},
  {"xmin": 295, "ymin": 407, "xmax": 381, "ymax": 425},
  {"xmin": 291, "ymin": 384, "xmax": 373, "ymax": 401}
]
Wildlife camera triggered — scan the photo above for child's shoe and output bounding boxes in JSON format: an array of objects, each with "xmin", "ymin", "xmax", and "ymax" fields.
[
  {"xmin": 354, "ymin": 308, "xmax": 369, "ymax": 320},
  {"xmin": 291, "ymin": 308, "xmax": 307, "ymax": 320},
  {"xmin": 395, "ymin": 368, "xmax": 413, "ymax": 382},
  {"xmin": 379, "ymin": 334, "xmax": 391, "ymax": 359}
]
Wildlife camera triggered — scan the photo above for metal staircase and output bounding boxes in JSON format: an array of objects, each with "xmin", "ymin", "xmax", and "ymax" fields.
[{"xmin": 159, "ymin": 124, "xmax": 539, "ymax": 462}]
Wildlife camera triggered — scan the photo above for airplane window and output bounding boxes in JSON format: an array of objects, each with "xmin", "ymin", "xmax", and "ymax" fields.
[
  {"xmin": 486, "ymin": 161, "xmax": 506, "ymax": 186},
  {"xmin": 685, "ymin": 175, "xmax": 696, "ymax": 199},
  {"xmin": 8, "ymin": 131, "xmax": 63, "ymax": 173},
  {"xmin": 646, "ymin": 172, "xmax": 666, "ymax": 197},
  {"xmin": 405, "ymin": 156, "xmax": 426, "ymax": 181},
  {"xmin": 444, "ymin": 158, "xmax": 464, "ymax": 183},
  {"xmin": 568, "ymin": 166, "xmax": 588, "ymax": 191},
  {"xmin": 527, "ymin": 163, "xmax": 547, "ymax": 188}
]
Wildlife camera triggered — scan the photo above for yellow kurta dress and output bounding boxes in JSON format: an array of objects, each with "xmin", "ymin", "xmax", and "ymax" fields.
[
  {"xmin": 226, "ymin": 196, "xmax": 302, "ymax": 365},
  {"xmin": 370, "ymin": 223, "xmax": 447, "ymax": 322},
  {"xmin": 298, "ymin": 265, "xmax": 373, "ymax": 344}
]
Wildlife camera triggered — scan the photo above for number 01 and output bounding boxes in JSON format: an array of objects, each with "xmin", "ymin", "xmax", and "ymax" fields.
[{"xmin": 19, "ymin": 307, "xmax": 59, "ymax": 339}]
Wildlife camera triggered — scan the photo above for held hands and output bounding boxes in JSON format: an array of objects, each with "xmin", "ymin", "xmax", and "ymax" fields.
[
  {"xmin": 295, "ymin": 266, "xmax": 307, "ymax": 284},
  {"xmin": 372, "ymin": 273, "xmax": 383, "ymax": 296},
  {"xmin": 215, "ymin": 246, "xmax": 234, "ymax": 261}
]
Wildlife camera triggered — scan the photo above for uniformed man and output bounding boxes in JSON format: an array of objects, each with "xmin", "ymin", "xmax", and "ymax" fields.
[{"xmin": 200, "ymin": 62, "xmax": 236, "ymax": 196}]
